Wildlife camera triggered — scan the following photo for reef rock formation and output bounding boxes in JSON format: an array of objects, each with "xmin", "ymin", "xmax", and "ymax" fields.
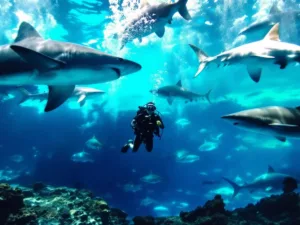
[{"xmin": 0, "ymin": 182, "xmax": 299, "ymax": 225}]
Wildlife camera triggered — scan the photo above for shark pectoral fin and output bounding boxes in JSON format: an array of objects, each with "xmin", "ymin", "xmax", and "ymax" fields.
[
  {"xmin": 155, "ymin": 27, "xmax": 165, "ymax": 38},
  {"xmin": 78, "ymin": 94, "xmax": 86, "ymax": 107},
  {"xmin": 79, "ymin": 99, "xmax": 86, "ymax": 107},
  {"xmin": 178, "ymin": 2, "xmax": 191, "ymax": 20},
  {"xmin": 247, "ymin": 66, "xmax": 262, "ymax": 83},
  {"xmin": 45, "ymin": 85, "xmax": 75, "ymax": 112},
  {"xmin": 274, "ymin": 136, "xmax": 286, "ymax": 142},
  {"xmin": 10, "ymin": 45, "xmax": 66, "ymax": 71},
  {"xmin": 167, "ymin": 97, "xmax": 173, "ymax": 105}
]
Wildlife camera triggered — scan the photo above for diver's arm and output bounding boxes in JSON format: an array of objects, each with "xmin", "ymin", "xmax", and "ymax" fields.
[{"xmin": 156, "ymin": 115, "xmax": 165, "ymax": 129}]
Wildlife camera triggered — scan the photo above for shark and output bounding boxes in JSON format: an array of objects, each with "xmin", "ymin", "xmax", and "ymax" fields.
[
  {"xmin": 150, "ymin": 80, "xmax": 212, "ymax": 105},
  {"xmin": 239, "ymin": 3, "xmax": 300, "ymax": 36},
  {"xmin": 0, "ymin": 21, "xmax": 141, "ymax": 112},
  {"xmin": 18, "ymin": 86, "xmax": 105, "ymax": 107},
  {"xmin": 118, "ymin": 0, "xmax": 191, "ymax": 49},
  {"xmin": 221, "ymin": 106, "xmax": 300, "ymax": 142},
  {"xmin": 223, "ymin": 166, "xmax": 299, "ymax": 198},
  {"xmin": 189, "ymin": 23, "xmax": 300, "ymax": 83}
]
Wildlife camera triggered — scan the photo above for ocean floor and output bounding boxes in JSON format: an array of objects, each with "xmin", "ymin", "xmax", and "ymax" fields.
[{"xmin": 1, "ymin": 182, "xmax": 300, "ymax": 225}]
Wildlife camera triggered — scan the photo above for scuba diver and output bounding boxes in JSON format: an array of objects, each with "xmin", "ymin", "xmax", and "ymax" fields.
[{"xmin": 121, "ymin": 102, "xmax": 164, "ymax": 153}]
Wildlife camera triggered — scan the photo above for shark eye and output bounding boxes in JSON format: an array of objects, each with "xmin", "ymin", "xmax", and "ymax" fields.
[{"xmin": 117, "ymin": 57, "xmax": 124, "ymax": 62}]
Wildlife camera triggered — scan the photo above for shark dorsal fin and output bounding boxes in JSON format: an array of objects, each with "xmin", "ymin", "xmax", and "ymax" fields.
[
  {"xmin": 296, "ymin": 106, "xmax": 300, "ymax": 111},
  {"xmin": 269, "ymin": 2, "xmax": 281, "ymax": 14},
  {"xmin": 140, "ymin": 0, "xmax": 150, "ymax": 8},
  {"xmin": 176, "ymin": 80, "xmax": 182, "ymax": 87},
  {"xmin": 263, "ymin": 23, "xmax": 280, "ymax": 41},
  {"xmin": 268, "ymin": 165, "xmax": 275, "ymax": 173},
  {"xmin": 14, "ymin": 22, "xmax": 42, "ymax": 43}
]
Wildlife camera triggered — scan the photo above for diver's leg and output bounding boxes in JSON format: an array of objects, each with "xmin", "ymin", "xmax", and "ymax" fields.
[
  {"xmin": 145, "ymin": 137, "xmax": 153, "ymax": 152},
  {"xmin": 132, "ymin": 135, "xmax": 142, "ymax": 152},
  {"xmin": 121, "ymin": 139, "xmax": 134, "ymax": 153}
]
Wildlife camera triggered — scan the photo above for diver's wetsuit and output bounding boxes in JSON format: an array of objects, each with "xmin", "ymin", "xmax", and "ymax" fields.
[{"xmin": 131, "ymin": 107, "xmax": 164, "ymax": 152}]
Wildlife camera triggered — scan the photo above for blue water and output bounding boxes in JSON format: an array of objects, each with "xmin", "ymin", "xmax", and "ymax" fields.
[{"xmin": 1, "ymin": 0, "xmax": 300, "ymax": 218}]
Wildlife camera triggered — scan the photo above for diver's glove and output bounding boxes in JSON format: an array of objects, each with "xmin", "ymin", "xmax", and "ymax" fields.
[{"xmin": 156, "ymin": 120, "xmax": 162, "ymax": 128}]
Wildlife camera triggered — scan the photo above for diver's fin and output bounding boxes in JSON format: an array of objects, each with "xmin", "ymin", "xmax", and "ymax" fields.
[
  {"xmin": 177, "ymin": 0, "xmax": 191, "ymax": 20},
  {"xmin": 268, "ymin": 165, "xmax": 275, "ymax": 173},
  {"xmin": 45, "ymin": 85, "xmax": 75, "ymax": 112},
  {"xmin": 269, "ymin": 2, "xmax": 281, "ymax": 14},
  {"xmin": 140, "ymin": 0, "xmax": 150, "ymax": 8},
  {"xmin": 189, "ymin": 44, "xmax": 209, "ymax": 77},
  {"xmin": 176, "ymin": 80, "xmax": 182, "ymax": 87},
  {"xmin": 247, "ymin": 66, "xmax": 262, "ymax": 83},
  {"xmin": 167, "ymin": 97, "xmax": 173, "ymax": 105},
  {"xmin": 274, "ymin": 136, "xmax": 286, "ymax": 142},
  {"xmin": 222, "ymin": 177, "xmax": 242, "ymax": 198},
  {"xmin": 14, "ymin": 22, "xmax": 42, "ymax": 43},
  {"xmin": 18, "ymin": 87, "xmax": 31, "ymax": 104},
  {"xmin": 78, "ymin": 94, "xmax": 86, "ymax": 107},
  {"xmin": 10, "ymin": 45, "xmax": 66, "ymax": 71},
  {"xmin": 263, "ymin": 23, "xmax": 280, "ymax": 41},
  {"xmin": 155, "ymin": 27, "xmax": 165, "ymax": 38}
]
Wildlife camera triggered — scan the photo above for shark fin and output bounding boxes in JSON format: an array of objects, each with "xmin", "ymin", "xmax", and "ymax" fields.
[
  {"xmin": 222, "ymin": 177, "xmax": 241, "ymax": 198},
  {"xmin": 274, "ymin": 58, "xmax": 287, "ymax": 69},
  {"xmin": 205, "ymin": 89, "xmax": 212, "ymax": 104},
  {"xmin": 78, "ymin": 95, "xmax": 86, "ymax": 107},
  {"xmin": 176, "ymin": 80, "xmax": 182, "ymax": 87},
  {"xmin": 177, "ymin": 0, "xmax": 191, "ymax": 20},
  {"xmin": 269, "ymin": 2, "xmax": 281, "ymax": 14},
  {"xmin": 167, "ymin": 97, "xmax": 173, "ymax": 105},
  {"xmin": 274, "ymin": 135, "xmax": 286, "ymax": 142},
  {"xmin": 18, "ymin": 87, "xmax": 31, "ymax": 104},
  {"xmin": 14, "ymin": 22, "xmax": 42, "ymax": 43},
  {"xmin": 45, "ymin": 85, "xmax": 75, "ymax": 112},
  {"xmin": 155, "ymin": 27, "xmax": 165, "ymax": 38},
  {"xmin": 140, "ymin": 0, "xmax": 150, "ymax": 8},
  {"xmin": 247, "ymin": 66, "xmax": 262, "ymax": 83},
  {"xmin": 268, "ymin": 165, "xmax": 275, "ymax": 173},
  {"xmin": 10, "ymin": 45, "xmax": 66, "ymax": 71},
  {"xmin": 263, "ymin": 23, "xmax": 280, "ymax": 41},
  {"xmin": 189, "ymin": 44, "xmax": 209, "ymax": 77}
]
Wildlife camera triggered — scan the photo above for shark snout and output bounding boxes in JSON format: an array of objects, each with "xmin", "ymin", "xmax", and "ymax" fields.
[{"xmin": 116, "ymin": 58, "xmax": 142, "ymax": 76}]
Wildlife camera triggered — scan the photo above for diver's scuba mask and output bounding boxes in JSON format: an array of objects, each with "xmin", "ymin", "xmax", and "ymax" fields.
[{"xmin": 145, "ymin": 102, "xmax": 156, "ymax": 114}]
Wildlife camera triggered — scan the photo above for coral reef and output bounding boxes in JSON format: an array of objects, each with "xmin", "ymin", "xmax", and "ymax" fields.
[{"xmin": 0, "ymin": 182, "xmax": 299, "ymax": 225}]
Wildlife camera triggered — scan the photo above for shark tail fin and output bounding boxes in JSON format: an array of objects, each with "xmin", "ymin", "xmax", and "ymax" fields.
[
  {"xmin": 189, "ymin": 44, "xmax": 209, "ymax": 77},
  {"xmin": 177, "ymin": 0, "xmax": 191, "ymax": 20},
  {"xmin": 205, "ymin": 89, "xmax": 212, "ymax": 104},
  {"xmin": 223, "ymin": 177, "xmax": 241, "ymax": 198},
  {"xmin": 18, "ymin": 87, "xmax": 31, "ymax": 104}
]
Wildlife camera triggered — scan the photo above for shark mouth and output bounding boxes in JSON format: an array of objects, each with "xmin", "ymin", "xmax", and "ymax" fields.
[{"xmin": 112, "ymin": 68, "xmax": 121, "ymax": 77}]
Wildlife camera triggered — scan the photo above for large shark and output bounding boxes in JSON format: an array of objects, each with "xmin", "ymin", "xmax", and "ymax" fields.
[
  {"xmin": 18, "ymin": 86, "xmax": 105, "ymax": 107},
  {"xmin": 118, "ymin": 0, "xmax": 191, "ymax": 49},
  {"xmin": 189, "ymin": 23, "xmax": 300, "ymax": 83},
  {"xmin": 221, "ymin": 106, "xmax": 300, "ymax": 142},
  {"xmin": 239, "ymin": 3, "xmax": 300, "ymax": 36},
  {"xmin": 223, "ymin": 166, "xmax": 299, "ymax": 198},
  {"xmin": 0, "ymin": 22, "xmax": 141, "ymax": 112},
  {"xmin": 150, "ymin": 80, "xmax": 212, "ymax": 105}
]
